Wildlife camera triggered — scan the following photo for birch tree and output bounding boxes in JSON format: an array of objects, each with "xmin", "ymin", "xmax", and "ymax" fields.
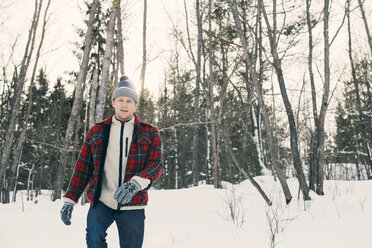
[
  {"xmin": 356, "ymin": 0, "xmax": 372, "ymax": 175},
  {"xmin": 207, "ymin": 0, "xmax": 222, "ymax": 188},
  {"xmin": 139, "ymin": 0, "xmax": 147, "ymax": 104},
  {"xmin": 257, "ymin": 0, "xmax": 310, "ymax": 200},
  {"xmin": 0, "ymin": 0, "xmax": 43, "ymax": 199},
  {"xmin": 95, "ymin": 0, "xmax": 119, "ymax": 122},
  {"xmin": 9, "ymin": 0, "xmax": 51, "ymax": 202},
  {"xmin": 227, "ymin": 0, "xmax": 293, "ymax": 203},
  {"xmin": 89, "ymin": 67, "xmax": 99, "ymax": 127},
  {"xmin": 357, "ymin": 0, "xmax": 372, "ymax": 57},
  {"xmin": 193, "ymin": 0, "xmax": 202, "ymax": 186},
  {"xmin": 116, "ymin": 0, "xmax": 125, "ymax": 76},
  {"xmin": 316, "ymin": 0, "xmax": 331, "ymax": 195},
  {"xmin": 53, "ymin": 0, "xmax": 98, "ymax": 200},
  {"xmin": 347, "ymin": 0, "xmax": 372, "ymax": 178},
  {"xmin": 306, "ymin": 0, "xmax": 319, "ymax": 191}
]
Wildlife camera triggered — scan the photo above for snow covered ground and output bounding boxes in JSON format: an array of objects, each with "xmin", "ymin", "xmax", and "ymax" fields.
[{"xmin": 0, "ymin": 176, "xmax": 371, "ymax": 248}]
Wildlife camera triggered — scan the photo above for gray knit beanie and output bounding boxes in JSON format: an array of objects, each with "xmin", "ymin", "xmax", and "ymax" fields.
[{"xmin": 112, "ymin": 76, "xmax": 139, "ymax": 103}]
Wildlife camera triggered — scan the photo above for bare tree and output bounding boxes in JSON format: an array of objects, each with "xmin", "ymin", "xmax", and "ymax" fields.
[
  {"xmin": 306, "ymin": 0, "xmax": 319, "ymax": 191},
  {"xmin": 10, "ymin": 0, "xmax": 51, "ymax": 202},
  {"xmin": 53, "ymin": 0, "xmax": 98, "ymax": 200},
  {"xmin": 95, "ymin": 0, "xmax": 119, "ymax": 122},
  {"xmin": 357, "ymin": 0, "xmax": 372, "ymax": 56},
  {"xmin": 178, "ymin": 0, "xmax": 203, "ymax": 186},
  {"xmin": 356, "ymin": 0, "xmax": 372, "ymax": 175},
  {"xmin": 227, "ymin": 0, "xmax": 293, "ymax": 203},
  {"xmin": 139, "ymin": 0, "xmax": 147, "ymax": 104},
  {"xmin": 316, "ymin": 0, "xmax": 331, "ymax": 195},
  {"xmin": 257, "ymin": 0, "xmax": 310, "ymax": 200},
  {"xmin": 207, "ymin": 0, "xmax": 221, "ymax": 188},
  {"xmin": 0, "ymin": 0, "xmax": 43, "ymax": 198},
  {"xmin": 89, "ymin": 67, "xmax": 99, "ymax": 128},
  {"xmin": 116, "ymin": 0, "xmax": 125, "ymax": 76},
  {"xmin": 193, "ymin": 0, "xmax": 202, "ymax": 186},
  {"xmin": 346, "ymin": 0, "xmax": 372, "ymax": 178}
]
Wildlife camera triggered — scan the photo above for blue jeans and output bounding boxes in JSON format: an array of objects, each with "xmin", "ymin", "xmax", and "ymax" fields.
[{"xmin": 86, "ymin": 201, "xmax": 145, "ymax": 248}]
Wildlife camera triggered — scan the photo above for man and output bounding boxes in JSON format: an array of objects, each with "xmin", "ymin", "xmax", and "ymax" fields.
[{"xmin": 60, "ymin": 76, "xmax": 163, "ymax": 248}]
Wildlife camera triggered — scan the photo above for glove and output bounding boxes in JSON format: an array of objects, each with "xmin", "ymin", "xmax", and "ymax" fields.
[
  {"xmin": 60, "ymin": 203, "xmax": 74, "ymax": 225},
  {"xmin": 114, "ymin": 179, "xmax": 141, "ymax": 204}
]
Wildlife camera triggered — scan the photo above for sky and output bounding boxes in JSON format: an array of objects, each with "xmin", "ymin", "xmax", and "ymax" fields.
[{"xmin": 0, "ymin": 0, "xmax": 184, "ymax": 97}]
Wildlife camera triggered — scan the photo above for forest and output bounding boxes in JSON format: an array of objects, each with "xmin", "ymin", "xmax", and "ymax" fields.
[{"xmin": 0, "ymin": 0, "xmax": 371, "ymax": 205}]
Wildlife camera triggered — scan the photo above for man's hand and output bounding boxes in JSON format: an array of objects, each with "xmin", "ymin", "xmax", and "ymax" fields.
[
  {"xmin": 114, "ymin": 180, "xmax": 141, "ymax": 204},
  {"xmin": 60, "ymin": 203, "xmax": 74, "ymax": 225}
]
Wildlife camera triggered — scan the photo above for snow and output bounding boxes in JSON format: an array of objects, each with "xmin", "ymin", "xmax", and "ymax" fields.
[{"xmin": 0, "ymin": 177, "xmax": 371, "ymax": 248}]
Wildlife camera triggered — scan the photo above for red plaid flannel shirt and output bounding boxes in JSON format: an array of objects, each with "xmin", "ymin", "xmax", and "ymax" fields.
[{"xmin": 63, "ymin": 113, "xmax": 163, "ymax": 207}]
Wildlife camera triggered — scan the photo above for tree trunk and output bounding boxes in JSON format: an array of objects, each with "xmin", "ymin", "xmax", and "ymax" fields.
[
  {"xmin": 139, "ymin": 0, "xmax": 147, "ymax": 104},
  {"xmin": 53, "ymin": 0, "xmax": 98, "ymax": 200},
  {"xmin": 347, "ymin": 0, "xmax": 372, "ymax": 178},
  {"xmin": 12, "ymin": 148, "xmax": 23, "ymax": 202},
  {"xmin": 217, "ymin": 116, "xmax": 272, "ymax": 205},
  {"xmin": 95, "ymin": 0, "xmax": 119, "ymax": 122},
  {"xmin": 228, "ymin": 0, "xmax": 293, "ymax": 203},
  {"xmin": 26, "ymin": 164, "xmax": 35, "ymax": 201},
  {"xmin": 251, "ymin": 105, "xmax": 266, "ymax": 172},
  {"xmin": 0, "ymin": 0, "xmax": 42, "ymax": 196},
  {"xmin": 192, "ymin": 0, "xmax": 202, "ymax": 186},
  {"xmin": 316, "ymin": 0, "xmax": 331, "ymax": 195},
  {"xmin": 89, "ymin": 67, "xmax": 99, "ymax": 128},
  {"xmin": 9, "ymin": 0, "xmax": 51, "ymax": 200},
  {"xmin": 357, "ymin": 0, "xmax": 372, "ymax": 56},
  {"xmin": 116, "ymin": 0, "xmax": 125, "ymax": 76},
  {"xmin": 258, "ymin": 0, "xmax": 310, "ymax": 200},
  {"xmin": 72, "ymin": 114, "xmax": 82, "ymax": 165},
  {"xmin": 306, "ymin": 0, "xmax": 319, "ymax": 191},
  {"xmin": 207, "ymin": 0, "xmax": 221, "ymax": 189},
  {"xmin": 182, "ymin": 0, "xmax": 202, "ymax": 187}
]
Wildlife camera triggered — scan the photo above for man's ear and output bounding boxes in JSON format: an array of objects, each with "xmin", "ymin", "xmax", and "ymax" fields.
[{"xmin": 112, "ymin": 100, "xmax": 115, "ymax": 107}]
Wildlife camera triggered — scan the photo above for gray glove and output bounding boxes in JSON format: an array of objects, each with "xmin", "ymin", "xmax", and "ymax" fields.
[
  {"xmin": 60, "ymin": 203, "xmax": 74, "ymax": 225},
  {"xmin": 114, "ymin": 179, "xmax": 141, "ymax": 204}
]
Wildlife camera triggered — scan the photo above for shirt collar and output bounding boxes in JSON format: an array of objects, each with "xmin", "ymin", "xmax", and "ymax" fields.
[{"xmin": 112, "ymin": 115, "xmax": 135, "ymax": 125}]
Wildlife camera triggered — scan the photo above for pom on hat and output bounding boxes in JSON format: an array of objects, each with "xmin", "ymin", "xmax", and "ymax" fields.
[{"xmin": 112, "ymin": 76, "xmax": 139, "ymax": 103}]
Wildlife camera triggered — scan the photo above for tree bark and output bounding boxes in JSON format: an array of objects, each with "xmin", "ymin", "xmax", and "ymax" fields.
[
  {"xmin": 207, "ymin": 0, "xmax": 221, "ymax": 189},
  {"xmin": 182, "ymin": 0, "xmax": 202, "ymax": 186},
  {"xmin": 191, "ymin": 0, "xmax": 202, "ymax": 186},
  {"xmin": 95, "ymin": 0, "xmax": 119, "ymax": 122},
  {"xmin": 228, "ymin": 0, "xmax": 293, "ymax": 203},
  {"xmin": 89, "ymin": 67, "xmax": 99, "ymax": 128},
  {"xmin": 116, "ymin": 0, "xmax": 125, "ymax": 76},
  {"xmin": 9, "ymin": 0, "xmax": 51, "ymax": 201},
  {"xmin": 316, "ymin": 0, "xmax": 331, "ymax": 195},
  {"xmin": 356, "ymin": 0, "xmax": 372, "ymax": 176},
  {"xmin": 347, "ymin": 0, "xmax": 372, "ymax": 178},
  {"xmin": 53, "ymin": 0, "xmax": 98, "ymax": 200},
  {"xmin": 139, "ymin": 0, "xmax": 147, "ymax": 104},
  {"xmin": 217, "ymin": 116, "xmax": 272, "ymax": 205},
  {"xmin": 357, "ymin": 0, "xmax": 372, "ymax": 56},
  {"xmin": 0, "ymin": 0, "xmax": 42, "ymax": 195},
  {"xmin": 306, "ymin": 0, "xmax": 319, "ymax": 191},
  {"xmin": 258, "ymin": 0, "xmax": 310, "ymax": 200}
]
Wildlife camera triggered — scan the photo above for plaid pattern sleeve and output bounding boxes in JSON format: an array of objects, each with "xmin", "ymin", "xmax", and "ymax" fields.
[
  {"xmin": 135, "ymin": 126, "xmax": 163, "ymax": 190},
  {"xmin": 63, "ymin": 129, "xmax": 94, "ymax": 203}
]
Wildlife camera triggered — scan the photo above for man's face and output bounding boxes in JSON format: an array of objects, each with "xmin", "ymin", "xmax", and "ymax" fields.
[{"xmin": 112, "ymin": 96, "xmax": 138, "ymax": 122}]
